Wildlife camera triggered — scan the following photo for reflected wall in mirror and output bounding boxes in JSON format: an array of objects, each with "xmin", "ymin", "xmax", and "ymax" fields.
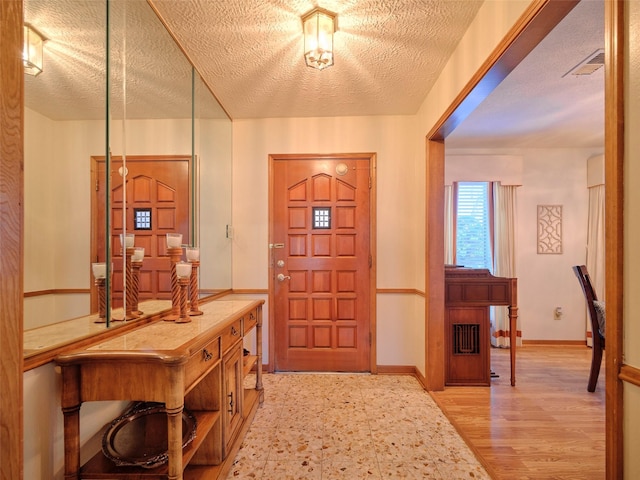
[
  {"xmin": 23, "ymin": 0, "xmax": 232, "ymax": 361},
  {"xmin": 194, "ymin": 72, "xmax": 233, "ymax": 294}
]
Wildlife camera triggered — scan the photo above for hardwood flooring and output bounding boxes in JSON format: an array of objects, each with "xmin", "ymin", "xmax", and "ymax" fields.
[{"xmin": 431, "ymin": 345, "xmax": 606, "ymax": 480}]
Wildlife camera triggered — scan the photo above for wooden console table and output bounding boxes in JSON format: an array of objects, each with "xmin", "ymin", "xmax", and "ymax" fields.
[
  {"xmin": 56, "ymin": 298, "xmax": 264, "ymax": 480},
  {"xmin": 445, "ymin": 267, "xmax": 518, "ymax": 386}
]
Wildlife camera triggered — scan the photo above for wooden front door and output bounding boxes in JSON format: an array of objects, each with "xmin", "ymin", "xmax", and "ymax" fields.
[
  {"xmin": 92, "ymin": 155, "xmax": 191, "ymax": 309},
  {"xmin": 271, "ymin": 154, "xmax": 372, "ymax": 372}
]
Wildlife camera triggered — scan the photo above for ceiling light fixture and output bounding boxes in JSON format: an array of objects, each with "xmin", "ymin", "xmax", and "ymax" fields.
[
  {"xmin": 302, "ymin": 7, "xmax": 337, "ymax": 70},
  {"xmin": 23, "ymin": 24, "xmax": 45, "ymax": 76}
]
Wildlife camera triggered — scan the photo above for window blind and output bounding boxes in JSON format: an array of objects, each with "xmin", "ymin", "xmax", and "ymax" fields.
[{"xmin": 456, "ymin": 182, "xmax": 492, "ymax": 270}]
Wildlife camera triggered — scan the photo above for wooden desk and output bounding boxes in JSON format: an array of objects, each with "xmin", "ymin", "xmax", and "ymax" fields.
[
  {"xmin": 445, "ymin": 268, "xmax": 518, "ymax": 386},
  {"xmin": 56, "ymin": 299, "xmax": 263, "ymax": 480}
]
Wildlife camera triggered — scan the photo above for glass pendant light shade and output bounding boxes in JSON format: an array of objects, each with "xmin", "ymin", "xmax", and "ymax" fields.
[
  {"xmin": 23, "ymin": 24, "xmax": 45, "ymax": 76},
  {"xmin": 302, "ymin": 8, "xmax": 337, "ymax": 70}
]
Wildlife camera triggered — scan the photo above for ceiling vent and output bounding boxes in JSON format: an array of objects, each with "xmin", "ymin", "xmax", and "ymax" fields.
[{"xmin": 563, "ymin": 49, "xmax": 605, "ymax": 77}]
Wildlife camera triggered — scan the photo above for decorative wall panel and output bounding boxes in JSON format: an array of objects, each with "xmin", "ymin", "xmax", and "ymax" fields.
[{"xmin": 537, "ymin": 205, "xmax": 563, "ymax": 254}]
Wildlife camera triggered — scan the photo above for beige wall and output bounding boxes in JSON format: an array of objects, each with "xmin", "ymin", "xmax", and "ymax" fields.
[
  {"xmin": 415, "ymin": 0, "xmax": 531, "ymax": 131},
  {"xmin": 517, "ymin": 148, "xmax": 594, "ymax": 340},
  {"xmin": 24, "ymin": 109, "xmax": 105, "ymax": 329},
  {"xmin": 587, "ymin": 153, "xmax": 605, "ymax": 186},
  {"xmin": 625, "ymin": 1, "xmax": 640, "ymax": 478}
]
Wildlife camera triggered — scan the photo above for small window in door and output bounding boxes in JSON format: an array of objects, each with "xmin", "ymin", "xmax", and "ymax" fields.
[
  {"xmin": 313, "ymin": 207, "xmax": 331, "ymax": 229},
  {"xmin": 134, "ymin": 208, "xmax": 152, "ymax": 230}
]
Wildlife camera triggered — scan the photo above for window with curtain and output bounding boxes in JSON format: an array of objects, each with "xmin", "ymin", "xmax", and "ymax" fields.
[{"xmin": 455, "ymin": 182, "xmax": 492, "ymax": 270}]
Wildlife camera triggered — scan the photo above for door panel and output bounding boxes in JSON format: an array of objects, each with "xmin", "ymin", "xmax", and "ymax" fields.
[
  {"xmin": 272, "ymin": 156, "xmax": 371, "ymax": 372},
  {"xmin": 93, "ymin": 156, "xmax": 190, "ymax": 310}
]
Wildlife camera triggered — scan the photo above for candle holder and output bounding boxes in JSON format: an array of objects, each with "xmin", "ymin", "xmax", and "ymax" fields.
[
  {"xmin": 123, "ymin": 246, "xmax": 139, "ymax": 321},
  {"xmin": 166, "ymin": 232, "xmax": 182, "ymax": 248},
  {"xmin": 131, "ymin": 247, "xmax": 145, "ymax": 316},
  {"xmin": 186, "ymin": 247, "xmax": 203, "ymax": 316},
  {"xmin": 120, "ymin": 233, "xmax": 135, "ymax": 249},
  {"xmin": 92, "ymin": 263, "xmax": 107, "ymax": 323},
  {"xmin": 176, "ymin": 262, "xmax": 192, "ymax": 324},
  {"xmin": 163, "ymin": 233, "xmax": 183, "ymax": 322}
]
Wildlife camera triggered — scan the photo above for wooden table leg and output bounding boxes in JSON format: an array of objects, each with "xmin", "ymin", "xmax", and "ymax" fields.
[
  {"xmin": 61, "ymin": 365, "xmax": 81, "ymax": 480},
  {"xmin": 256, "ymin": 309, "xmax": 264, "ymax": 404},
  {"xmin": 509, "ymin": 305, "xmax": 519, "ymax": 386},
  {"xmin": 166, "ymin": 404, "xmax": 184, "ymax": 480}
]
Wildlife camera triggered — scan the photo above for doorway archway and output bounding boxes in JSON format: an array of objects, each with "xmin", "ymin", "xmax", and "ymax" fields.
[{"xmin": 423, "ymin": 0, "xmax": 623, "ymax": 477}]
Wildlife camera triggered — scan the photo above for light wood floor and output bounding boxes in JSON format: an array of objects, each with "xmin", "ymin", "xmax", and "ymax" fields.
[{"xmin": 431, "ymin": 345, "xmax": 605, "ymax": 480}]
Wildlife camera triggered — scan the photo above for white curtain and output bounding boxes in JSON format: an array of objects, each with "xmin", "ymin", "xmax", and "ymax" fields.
[
  {"xmin": 491, "ymin": 183, "xmax": 520, "ymax": 348},
  {"xmin": 444, "ymin": 185, "xmax": 454, "ymax": 265},
  {"xmin": 586, "ymin": 184, "xmax": 605, "ymax": 346}
]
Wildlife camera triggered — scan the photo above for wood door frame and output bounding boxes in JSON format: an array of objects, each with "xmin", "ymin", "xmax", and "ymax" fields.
[
  {"xmin": 268, "ymin": 153, "xmax": 377, "ymax": 373},
  {"xmin": 90, "ymin": 154, "xmax": 193, "ymax": 311},
  {"xmin": 0, "ymin": 1, "xmax": 24, "ymax": 478},
  {"xmin": 424, "ymin": 0, "xmax": 623, "ymax": 477}
]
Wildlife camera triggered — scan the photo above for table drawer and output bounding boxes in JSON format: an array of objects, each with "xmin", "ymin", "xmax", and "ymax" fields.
[
  {"xmin": 242, "ymin": 309, "xmax": 258, "ymax": 335},
  {"xmin": 184, "ymin": 336, "xmax": 220, "ymax": 388},
  {"xmin": 220, "ymin": 318, "xmax": 242, "ymax": 354}
]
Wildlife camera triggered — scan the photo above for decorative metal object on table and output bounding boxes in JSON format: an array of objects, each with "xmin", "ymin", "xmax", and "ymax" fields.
[
  {"xmin": 131, "ymin": 247, "xmax": 145, "ymax": 316},
  {"xmin": 112, "ymin": 233, "xmax": 137, "ymax": 322},
  {"xmin": 163, "ymin": 233, "xmax": 183, "ymax": 322},
  {"xmin": 176, "ymin": 262, "xmax": 192, "ymax": 324},
  {"xmin": 101, "ymin": 401, "xmax": 197, "ymax": 469},
  {"xmin": 186, "ymin": 246, "xmax": 203, "ymax": 316},
  {"xmin": 92, "ymin": 262, "xmax": 107, "ymax": 323}
]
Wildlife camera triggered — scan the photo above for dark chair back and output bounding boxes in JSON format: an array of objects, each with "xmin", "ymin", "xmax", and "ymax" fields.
[{"xmin": 572, "ymin": 265, "xmax": 605, "ymax": 392}]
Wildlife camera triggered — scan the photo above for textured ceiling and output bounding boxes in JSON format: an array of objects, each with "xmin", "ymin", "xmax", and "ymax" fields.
[
  {"xmin": 24, "ymin": 0, "xmax": 604, "ymax": 148},
  {"xmin": 447, "ymin": 0, "xmax": 604, "ymax": 149},
  {"xmin": 24, "ymin": 0, "xmax": 224, "ymax": 121},
  {"xmin": 150, "ymin": 0, "xmax": 483, "ymax": 119}
]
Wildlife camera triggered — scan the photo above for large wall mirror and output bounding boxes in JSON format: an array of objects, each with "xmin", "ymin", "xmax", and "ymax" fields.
[{"xmin": 23, "ymin": 0, "xmax": 232, "ymax": 362}]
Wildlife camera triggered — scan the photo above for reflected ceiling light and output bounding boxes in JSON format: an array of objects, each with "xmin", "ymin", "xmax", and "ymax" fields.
[
  {"xmin": 302, "ymin": 7, "xmax": 337, "ymax": 70},
  {"xmin": 23, "ymin": 24, "xmax": 45, "ymax": 76}
]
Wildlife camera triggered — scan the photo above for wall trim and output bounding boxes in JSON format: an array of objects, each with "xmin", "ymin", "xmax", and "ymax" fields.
[
  {"xmin": 376, "ymin": 288, "xmax": 424, "ymax": 297},
  {"xmin": 619, "ymin": 364, "xmax": 640, "ymax": 389},
  {"xmin": 230, "ymin": 289, "xmax": 268, "ymax": 295},
  {"xmin": 24, "ymin": 288, "xmax": 89, "ymax": 298},
  {"xmin": 522, "ymin": 340, "xmax": 585, "ymax": 346},
  {"xmin": 376, "ymin": 365, "xmax": 416, "ymax": 375}
]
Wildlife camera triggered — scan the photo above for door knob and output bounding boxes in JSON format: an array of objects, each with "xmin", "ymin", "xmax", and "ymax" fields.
[{"xmin": 277, "ymin": 273, "xmax": 291, "ymax": 281}]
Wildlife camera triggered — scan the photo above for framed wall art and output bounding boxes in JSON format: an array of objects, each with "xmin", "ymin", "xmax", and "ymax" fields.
[{"xmin": 537, "ymin": 205, "xmax": 562, "ymax": 254}]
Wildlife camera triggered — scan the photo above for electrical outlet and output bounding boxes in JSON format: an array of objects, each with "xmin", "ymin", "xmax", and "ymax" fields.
[{"xmin": 554, "ymin": 307, "xmax": 563, "ymax": 320}]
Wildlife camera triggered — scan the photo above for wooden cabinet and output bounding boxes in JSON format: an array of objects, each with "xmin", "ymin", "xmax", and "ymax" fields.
[
  {"xmin": 222, "ymin": 343, "xmax": 243, "ymax": 457},
  {"xmin": 444, "ymin": 267, "xmax": 518, "ymax": 386},
  {"xmin": 445, "ymin": 306, "xmax": 490, "ymax": 386},
  {"xmin": 56, "ymin": 299, "xmax": 263, "ymax": 480}
]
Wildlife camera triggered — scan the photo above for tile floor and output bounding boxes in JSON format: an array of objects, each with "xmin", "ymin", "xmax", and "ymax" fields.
[{"xmin": 227, "ymin": 373, "xmax": 490, "ymax": 479}]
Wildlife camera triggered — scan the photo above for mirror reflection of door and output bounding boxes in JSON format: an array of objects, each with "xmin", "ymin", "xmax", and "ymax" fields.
[
  {"xmin": 271, "ymin": 154, "xmax": 372, "ymax": 372},
  {"xmin": 92, "ymin": 156, "xmax": 191, "ymax": 311}
]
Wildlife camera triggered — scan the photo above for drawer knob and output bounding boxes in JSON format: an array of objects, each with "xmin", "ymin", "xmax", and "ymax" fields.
[
  {"xmin": 249, "ymin": 312, "xmax": 255, "ymax": 320},
  {"xmin": 202, "ymin": 349, "xmax": 214, "ymax": 362},
  {"xmin": 231, "ymin": 326, "xmax": 239, "ymax": 336}
]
